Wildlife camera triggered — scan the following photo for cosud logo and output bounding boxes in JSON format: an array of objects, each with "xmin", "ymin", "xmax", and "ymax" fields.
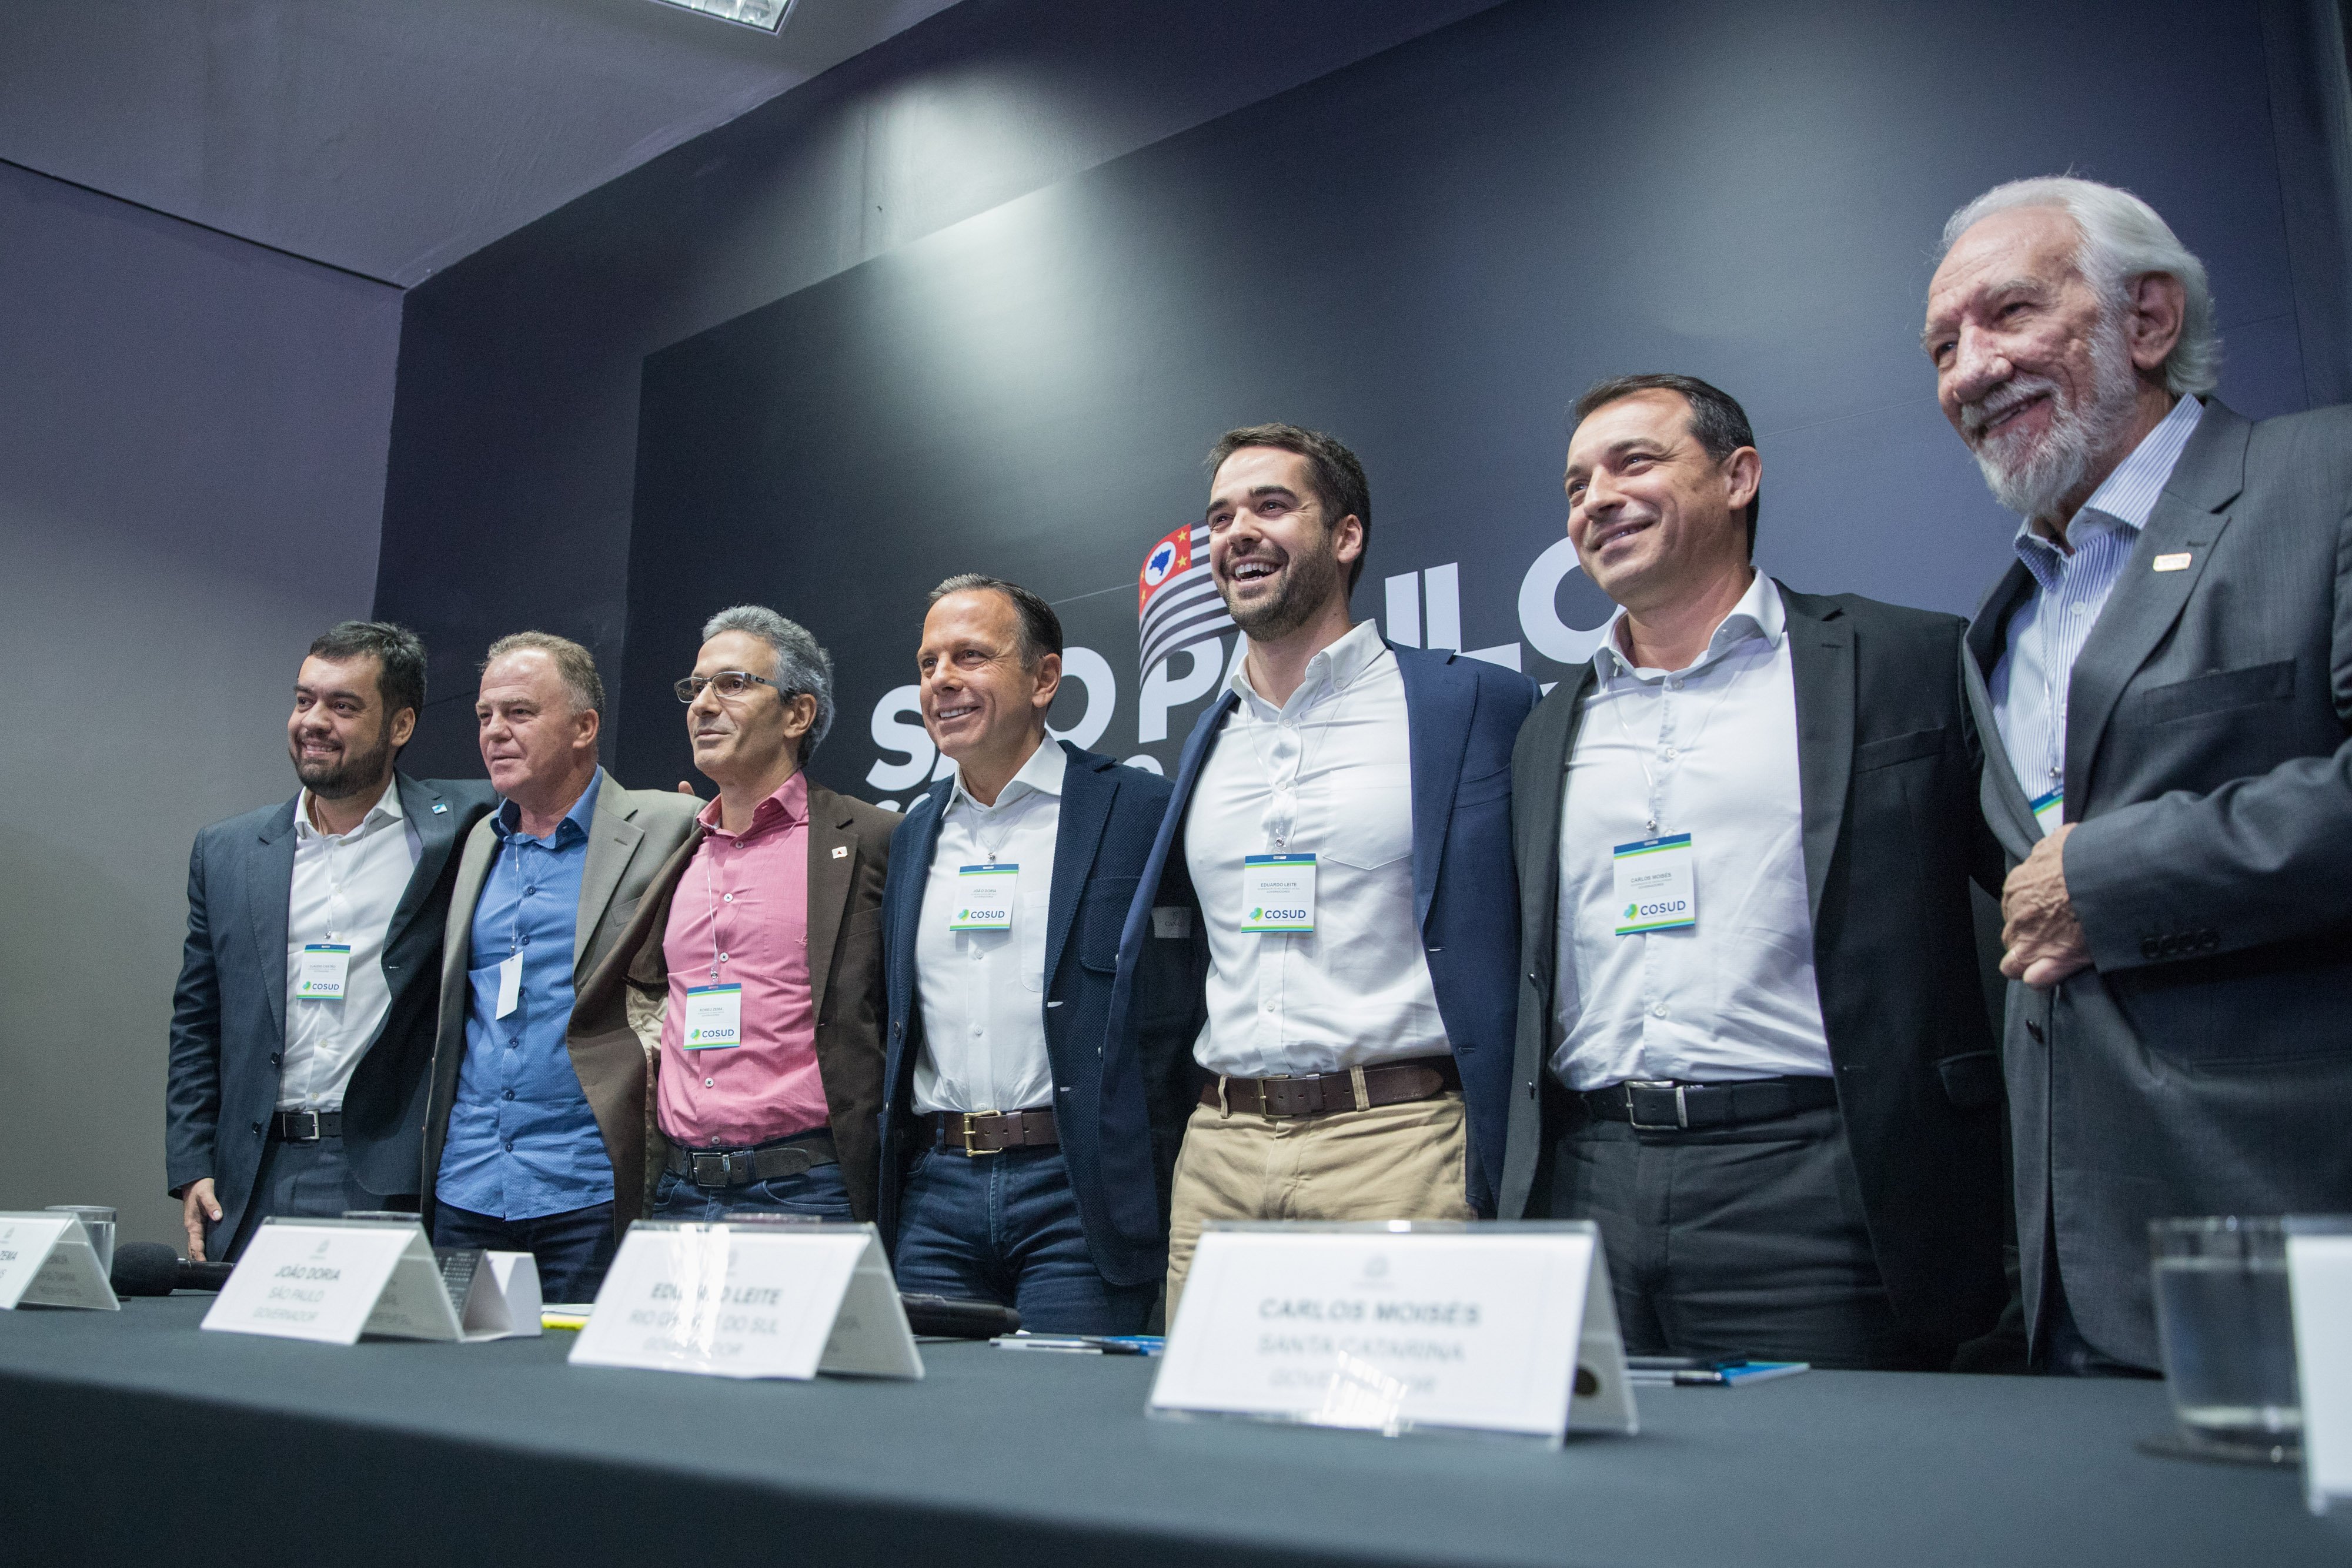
[
  {"xmin": 1250, "ymin": 906, "xmax": 1261, "ymax": 921},
  {"xmin": 958, "ymin": 908, "xmax": 970, "ymax": 921},
  {"xmin": 1623, "ymin": 901, "xmax": 1637, "ymax": 920},
  {"xmin": 1254, "ymin": 907, "xmax": 1309, "ymax": 922},
  {"xmin": 1633, "ymin": 899, "xmax": 1688, "ymax": 919}
]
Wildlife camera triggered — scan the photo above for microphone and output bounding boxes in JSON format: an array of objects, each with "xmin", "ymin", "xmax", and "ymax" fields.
[
  {"xmin": 111, "ymin": 1242, "xmax": 236, "ymax": 1296},
  {"xmin": 900, "ymin": 1293, "xmax": 1021, "ymax": 1339}
]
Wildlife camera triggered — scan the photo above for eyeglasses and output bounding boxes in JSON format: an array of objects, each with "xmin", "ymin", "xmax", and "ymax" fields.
[{"xmin": 674, "ymin": 670, "xmax": 779, "ymax": 704}]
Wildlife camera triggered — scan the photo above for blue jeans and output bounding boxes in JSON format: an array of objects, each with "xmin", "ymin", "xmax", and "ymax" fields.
[
  {"xmin": 652, "ymin": 1159, "xmax": 854, "ymax": 1222},
  {"xmin": 432, "ymin": 1200, "xmax": 617, "ymax": 1304},
  {"xmin": 892, "ymin": 1144, "xmax": 1157, "ymax": 1335}
]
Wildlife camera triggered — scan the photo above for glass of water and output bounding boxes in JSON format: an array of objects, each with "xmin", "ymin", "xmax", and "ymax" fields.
[
  {"xmin": 2150, "ymin": 1216, "xmax": 2300, "ymax": 1460},
  {"xmin": 45, "ymin": 1205, "xmax": 116, "ymax": 1277}
]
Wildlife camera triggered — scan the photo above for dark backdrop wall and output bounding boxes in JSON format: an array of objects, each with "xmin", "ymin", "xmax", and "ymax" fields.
[
  {"xmin": 372, "ymin": 0, "xmax": 1511, "ymax": 775},
  {"xmin": 613, "ymin": 0, "xmax": 2351, "ymax": 801},
  {"xmin": 0, "ymin": 163, "xmax": 406, "ymax": 1243}
]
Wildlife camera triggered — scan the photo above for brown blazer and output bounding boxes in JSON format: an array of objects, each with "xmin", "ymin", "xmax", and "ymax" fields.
[{"xmin": 566, "ymin": 776, "xmax": 899, "ymax": 1226}]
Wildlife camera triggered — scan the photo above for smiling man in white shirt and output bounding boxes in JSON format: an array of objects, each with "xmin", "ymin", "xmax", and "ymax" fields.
[
  {"xmin": 1115, "ymin": 423, "xmax": 1538, "ymax": 1318},
  {"xmin": 1495, "ymin": 375, "xmax": 2007, "ymax": 1371}
]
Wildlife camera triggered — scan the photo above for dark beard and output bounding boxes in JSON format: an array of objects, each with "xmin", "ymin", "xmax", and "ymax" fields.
[
  {"xmin": 292, "ymin": 724, "xmax": 396, "ymax": 800},
  {"xmin": 1222, "ymin": 540, "xmax": 1344, "ymax": 643}
]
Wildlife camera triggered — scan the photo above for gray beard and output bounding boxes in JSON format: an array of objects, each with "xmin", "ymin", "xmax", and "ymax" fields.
[{"xmin": 1970, "ymin": 316, "xmax": 2143, "ymax": 524}]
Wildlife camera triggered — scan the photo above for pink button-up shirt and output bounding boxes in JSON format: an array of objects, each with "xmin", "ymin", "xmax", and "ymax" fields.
[{"xmin": 658, "ymin": 773, "xmax": 830, "ymax": 1148}]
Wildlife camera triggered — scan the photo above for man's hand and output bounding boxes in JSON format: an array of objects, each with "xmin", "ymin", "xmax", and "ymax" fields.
[
  {"xmin": 2000, "ymin": 822, "xmax": 2092, "ymax": 991},
  {"xmin": 181, "ymin": 1178, "xmax": 222, "ymax": 1262}
]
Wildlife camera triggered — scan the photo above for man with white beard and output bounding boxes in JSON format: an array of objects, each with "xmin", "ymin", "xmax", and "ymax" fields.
[{"xmin": 1927, "ymin": 177, "xmax": 2352, "ymax": 1376}]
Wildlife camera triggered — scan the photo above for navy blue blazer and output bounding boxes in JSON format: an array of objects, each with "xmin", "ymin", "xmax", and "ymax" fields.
[
  {"xmin": 1110, "ymin": 643, "xmax": 1537, "ymax": 1213},
  {"xmin": 164, "ymin": 773, "xmax": 496, "ymax": 1252},
  {"xmin": 877, "ymin": 743, "xmax": 1207, "ymax": 1288}
]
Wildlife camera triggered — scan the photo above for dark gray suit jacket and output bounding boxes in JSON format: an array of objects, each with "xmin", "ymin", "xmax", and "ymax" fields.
[
  {"xmin": 1501, "ymin": 584, "xmax": 2009, "ymax": 1359},
  {"xmin": 165, "ymin": 773, "xmax": 495, "ymax": 1251},
  {"xmin": 1963, "ymin": 398, "xmax": 2352, "ymax": 1369}
]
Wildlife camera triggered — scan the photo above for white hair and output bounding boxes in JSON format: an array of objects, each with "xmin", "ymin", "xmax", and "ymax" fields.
[
  {"xmin": 1939, "ymin": 176, "xmax": 2220, "ymax": 397},
  {"xmin": 700, "ymin": 604, "xmax": 836, "ymax": 757}
]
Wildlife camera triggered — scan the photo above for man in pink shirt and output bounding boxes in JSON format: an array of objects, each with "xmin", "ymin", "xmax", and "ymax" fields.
[{"xmin": 567, "ymin": 606, "xmax": 897, "ymax": 1221}]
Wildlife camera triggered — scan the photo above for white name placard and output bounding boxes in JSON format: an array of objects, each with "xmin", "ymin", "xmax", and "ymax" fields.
[
  {"xmin": 569, "ymin": 1221, "xmax": 921, "ymax": 1381},
  {"xmin": 0, "ymin": 1213, "xmax": 119, "ymax": 1312},
  {"xmin": 1150, "ymin": 1221, "xmax": 1635, "ymax": 1445},
  {"xmin": 2290, "ymin": 1231, "xmax": 2352, "ymax": 1514},
  {"xmin": 202, "ymin": 1219, "xmax": 542, "ymax": 1345}
]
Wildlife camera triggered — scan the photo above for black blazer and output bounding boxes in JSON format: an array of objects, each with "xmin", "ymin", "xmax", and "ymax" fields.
[
  {"xmin": 878, "ymin": 743, "xmax": 1206, "ymax": 1288},
  {"xmin": 165, "ymin": 773, "xmax": 495, "ymax": 1253},
  {"xmin": 1498, "ymin": 584, "xmax": 2006, "ymax": 1358}
]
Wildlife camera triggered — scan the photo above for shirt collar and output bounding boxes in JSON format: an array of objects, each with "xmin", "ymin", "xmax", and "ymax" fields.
[
  {"xmin": 295, "ymin": 777, "xmax": 406, "ymax": 841},
  {"xmin": 696, "ymin": 767, "xmax": 807, "ymax": 840},
  {"xmin": 1592, "ymin": 569, "xmax": 1782, "ymax": 685},
  {"xmin": 1228, "ymin": 618, "xmax": 1388, "ymax": 714},
  {"xmin": 2011, "ymin": 393, "xmax": 2205, "ymax": 576},
  {"xmin": 495, "ymin": 768, "xmax": 602, "ymax": 845},
  {"xmin": 950, "ymin": 735, "xmax": 1067, "ymax": 817}
]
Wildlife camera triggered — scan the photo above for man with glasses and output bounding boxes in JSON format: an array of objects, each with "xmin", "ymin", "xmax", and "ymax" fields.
[
  {"xmin": 420, "ymin": 633, "xmax": 699, "ymax": 1302},
  {"xmin": 569, "ymin": 607, "xmax": 898, "ymax": 1225}
]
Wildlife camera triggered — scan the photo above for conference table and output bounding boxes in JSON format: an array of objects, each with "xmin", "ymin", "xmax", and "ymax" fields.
[{"xmin": 2, "ymin": 1295, "xmax": 2342, "ymax": 1566}]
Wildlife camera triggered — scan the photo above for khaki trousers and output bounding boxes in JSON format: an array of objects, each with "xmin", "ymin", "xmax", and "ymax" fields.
[{"xmin": 1164, "ymin": 1090, "xmax": 1476, "ymax": 1320}]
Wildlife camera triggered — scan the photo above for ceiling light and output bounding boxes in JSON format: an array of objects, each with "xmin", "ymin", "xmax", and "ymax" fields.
[{"xmin": 650, "ymin": 0, "xmax": 794, "ymax": 32}]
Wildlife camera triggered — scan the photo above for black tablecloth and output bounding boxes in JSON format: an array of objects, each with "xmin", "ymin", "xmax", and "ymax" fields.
[{"xmin": 1, "ymin": 1295, "xmax": 2341, "ymax": 1566}]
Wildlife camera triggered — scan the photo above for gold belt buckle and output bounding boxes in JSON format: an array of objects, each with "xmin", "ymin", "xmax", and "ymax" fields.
[{"xmin": 960, "ymin": 1109, "xmax": 1004, "ymax": 1156}]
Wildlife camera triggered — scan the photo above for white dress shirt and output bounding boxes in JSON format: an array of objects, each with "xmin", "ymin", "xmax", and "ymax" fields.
[
  {"xmin": 1551, "ymin": 573, "xmax": 1832, "ymax": 1089},
  {"xmin": 1990, "ymin": 393, "xmax": 2205, "ymax": 804},
  {"xmin": 279, "ymin": 781, "xmax": 422, "ymax": 1110},
  {"xmin": 913, "ymin": 738, "xmax": 1067, "ymax": 1114},
  {"xmin": 1184, "ymin": 619, "xmax": 1448, "ymax": 1078}
]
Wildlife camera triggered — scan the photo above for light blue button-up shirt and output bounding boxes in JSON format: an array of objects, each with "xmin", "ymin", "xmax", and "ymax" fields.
[
  {"xmin": 436, "ymin": 772, "xmax": 614, "ymax": 1221},
  {"xmin": 1988, "ymin": 394, "xmax": 2204, "ymax": 811}
]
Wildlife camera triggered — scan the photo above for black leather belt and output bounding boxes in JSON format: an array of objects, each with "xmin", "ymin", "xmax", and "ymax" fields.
[
  {"xmin": 270, "ymin": 1110, "xmax": 342, "ymax": 1142},
  {"xmin": 1581, "ymin": 1075, "xmax": 1838, "ymax": 1131},
  {"xmin": 666, "ymin": 1129, "xmax": 838, "ymax": 1188},
  {"xmin": 922, "ymin": 1108, "xmax": 1060, "ymax": 1155}
]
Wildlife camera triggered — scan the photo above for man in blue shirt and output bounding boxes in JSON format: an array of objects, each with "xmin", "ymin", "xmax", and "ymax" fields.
[{"xmin": 420, "ymin": 633, "xmax": 700, "ymax": 1301}]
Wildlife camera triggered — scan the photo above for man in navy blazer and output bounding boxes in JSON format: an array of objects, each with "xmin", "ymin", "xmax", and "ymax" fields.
[
  {"xmin": 1112, "ymin": 424, "xmax": 1536, "ymax": 1315},
  {"xmin": 166, "ymin": 623, "xmax": 493, "ymax": 1261},
  {"xmin": 880, "ymin": 577, "xmax": 1205, "ymax": 1331}
]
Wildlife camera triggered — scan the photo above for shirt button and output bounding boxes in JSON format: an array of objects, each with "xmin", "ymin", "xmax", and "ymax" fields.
[
  {"xmin": 1667, "ymin": 677, "xmax": 1682, "ymax": 690},
  {"xmin": 703, "ymin": 1078, "xmax": 715, "ymax": 1089},
  {"xmin": 1664, "ymin": 748, "xmax": 1679, "ymax": 760},
  {"xmin": 502, "ymin": 1089, "xmax": 514, "ymax": 1101},
  {"xmin": 503, "ymin": 1140, "xmax": 514, "ymax": 1152},
  {"xmin": 1263, "ymin": 1000, "xmax": 1277, "ymax": 1012},
  {"xmin": 524, "ymin": 885, "xmax": 536, "ymax": 895},
  {"xmin": 1651, "ymin": 1003, "xmax": 1669, "ymax": 1018},
  {"xmin": 719, "ymin": 953, "xmax": 729, "ymax": 963},
  {"xmin": 970, "ymin": 1024, "xmax": 984, "ymax": 1037},
  {"xmin": 723, "ymin": 893, "xmax": 733, "ymax": 902}
]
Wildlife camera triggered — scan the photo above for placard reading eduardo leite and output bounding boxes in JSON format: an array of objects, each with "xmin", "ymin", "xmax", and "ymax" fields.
[
  {"xmin": 1150, "ymin": 1222, "xmax": 1634, "ymax": 1445},
  {"xmin": 569, "ymin": 1222, "xmax": 921, "ymax": 1381}
]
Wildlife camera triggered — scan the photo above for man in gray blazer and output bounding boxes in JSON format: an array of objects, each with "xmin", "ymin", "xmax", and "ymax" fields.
[
  {"xmin": 419, "ymin": 633, "xmax": 699, "ymax": 1301},
  {"xmin": 167, "ymin": 622, "xmax": 493, "ymax": 1261},
  {"xmin": 1927, "ymin": 176, "xmax": 2352, "ymax": 1373}
]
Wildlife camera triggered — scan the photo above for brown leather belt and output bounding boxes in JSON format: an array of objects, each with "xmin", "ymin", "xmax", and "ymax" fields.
[
  {"xmin": 665, "ymin": 1128, "xmax": 838, "ymax": 1188},
  {"xmin": 1202, "ymin": 1055, "xmax": 1461, "ymax": 1118},
  {"xmin": 923, "ymin": 1108, "xmax": 1060, "ymax": 1155}
]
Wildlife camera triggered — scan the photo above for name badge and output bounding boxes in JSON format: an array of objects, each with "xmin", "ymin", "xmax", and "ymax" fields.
[
  {"xmin": 296, "ymin": 944, "xmax": 352, "ymax": 1001},
  {"xmin": 683, "ymin": 984, "xmax": 743, "ymax": 1050},
  {"xmin": 495, "ymin": 952, "xmax": 522, "ymax": 1019},
  {"xmin": 570, "ymin": 1221, "xmax": 922, "ymax": 1382},
  {"xmin": 202, "ymin": 1218, "xmax": 538, "ymax": 1345},
  {"xmin": 1612, "ymin": 835, "xmax": 1695, "ymax": 935},
  {"xmin": 1150, "ymin": 1221, "xmax": 1635, "ymax": 1445},
  {"xmin": 1241, "ymin": 854, "xmax": 1317, "ymax": 934},
  {"xmin": 0, "ymin": 1213, "xmax": 119, "ymax": 1312},
  {"xmin": 2029, "ymin": 787, "xmax": 2064, "ymax": 838},
  {"xmin": 950, "ymin": 864, "xmax": 1020, "ymax": 931}
]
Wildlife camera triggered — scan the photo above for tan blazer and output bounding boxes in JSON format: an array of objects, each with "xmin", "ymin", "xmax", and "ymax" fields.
[
  {"xmin": 567, "ymin": 777, "xmax": 899, "ymax": 1225},
  {"xmin": 418, "ymin": 768, "xmax": 701, "ymax": 1231}
]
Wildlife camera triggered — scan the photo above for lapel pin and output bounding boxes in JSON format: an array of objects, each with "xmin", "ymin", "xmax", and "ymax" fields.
[
  {"xmin": 2153, "ymin": 552, "xmax": 2191, "ymax": 572},
  {"xmin": 832, "ymin": 845, "xmax": 850, "ymax": 860},
  {"xmin": 432, "ymin": 803, "xmax": 449, "ymax": 814}
]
